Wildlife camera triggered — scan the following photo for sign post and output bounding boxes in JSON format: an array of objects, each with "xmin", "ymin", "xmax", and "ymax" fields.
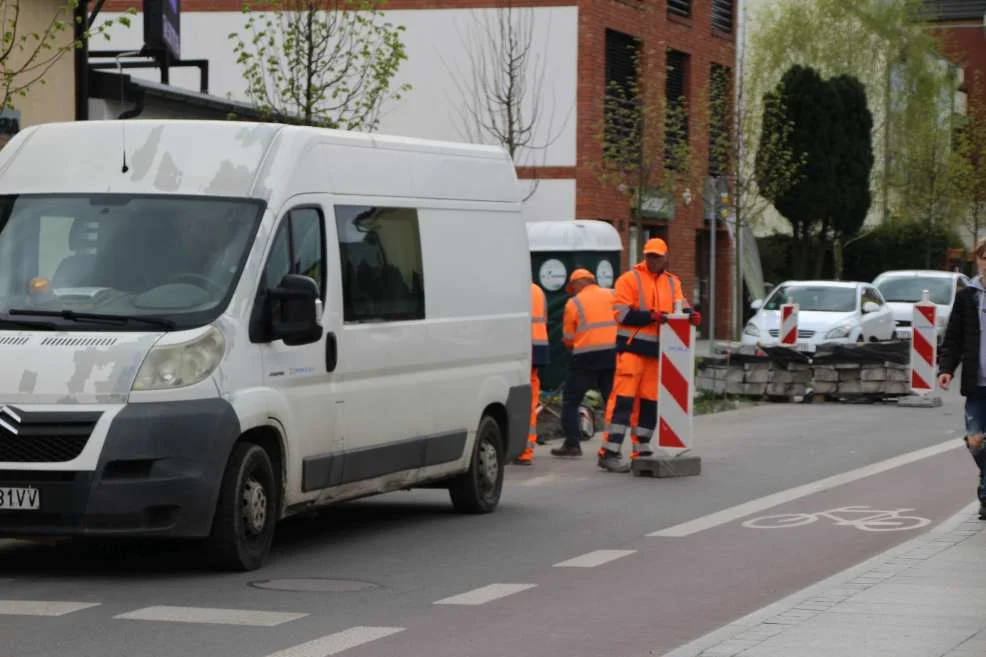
[
  {"xmin": 899, "ymin": 289, "xmax": 943, "ymax": 408},
  {"xmin": 632, "ymin": 301, "xmax": 702, "ymax": 478}
]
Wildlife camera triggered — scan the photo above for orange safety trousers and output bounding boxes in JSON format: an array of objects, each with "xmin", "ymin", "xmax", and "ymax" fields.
[
  {"xmin": 598, "ymin": 352, "xmax": 658, "ymax": 460},
  {"xmin": 517, "ymin": 367, "xmax": 540, "ymax": 462}
]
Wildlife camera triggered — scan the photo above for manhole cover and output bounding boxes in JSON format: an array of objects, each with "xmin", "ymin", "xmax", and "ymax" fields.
[{"xmin": 250, "ymin": 578, "xmax": 379, "ymax": 592}]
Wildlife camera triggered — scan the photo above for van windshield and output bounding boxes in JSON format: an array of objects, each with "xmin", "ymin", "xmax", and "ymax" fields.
[{"xmin": 0, "ymin": 194, "xmax": 264, "ymax": 331}]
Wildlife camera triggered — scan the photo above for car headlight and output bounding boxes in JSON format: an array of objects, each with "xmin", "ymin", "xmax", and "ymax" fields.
[
  {"xmin": 743, "ymin": 322, "xmax": 760, "ymax": 337},
  {"xmin": 132, "ymin": 326, "xmax": 225, "ymax": 391},
  {"xmin": 825, "ymin": 323, "xmax": 853, "ymax": 339}
]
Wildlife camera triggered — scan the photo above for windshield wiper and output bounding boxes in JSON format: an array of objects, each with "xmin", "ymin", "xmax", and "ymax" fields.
[
  {"xmin": 0, "ymin": 317, "xmax": 57, "ymax": 330},
  {"xmin": 8, "ymin": 309, "xmax": 176, "ymax": 330}
]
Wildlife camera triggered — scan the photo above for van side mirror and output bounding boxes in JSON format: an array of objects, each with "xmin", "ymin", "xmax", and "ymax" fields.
[
  {"xmin": 862, "ymin": 301, "xmax": 880, "ymax": 314},
  {"xmin": 270, "ymin": 274, "xmax": 323, "ymax": 346}
]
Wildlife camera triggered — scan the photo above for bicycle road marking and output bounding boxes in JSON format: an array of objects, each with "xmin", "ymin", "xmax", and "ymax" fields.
[
  {"xmin": 647, "ymin": 440, "xmax": 961, "ymax": 537},
  {"xmin": 742, "ymin": 505, "xmax": 932, "ymax": 532}
]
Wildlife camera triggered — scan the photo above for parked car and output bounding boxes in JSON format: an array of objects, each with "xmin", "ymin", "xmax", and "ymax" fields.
[
  {"xmin": 872, "ymin": 269, "xmax": 970, "ymax": 343},
  {"xmin": 741, "ymin": 280, "xmax": 896, "ymax": 349}
]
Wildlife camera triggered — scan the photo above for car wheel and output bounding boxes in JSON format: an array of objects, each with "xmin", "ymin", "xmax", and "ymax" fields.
[
  {"xmin": 205, "ymin": 442, "xmax": 279, "ymax": 572},
  {"xmin": 449, "ymin": 415, "xmax": 505, "ymax": 514}
]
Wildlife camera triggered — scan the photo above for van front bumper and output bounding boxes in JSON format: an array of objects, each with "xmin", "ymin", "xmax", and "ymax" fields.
[{"xmin": 0, "ymin": 399, "xmax": 241, "ymax": 539}]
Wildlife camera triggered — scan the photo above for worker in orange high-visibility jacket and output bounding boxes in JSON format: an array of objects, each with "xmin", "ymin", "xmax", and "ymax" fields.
[
  {"xmin": 517, "ymin": 282, "xmax": 549, "ymax": 465},
  {"xmin": 551, "ymin": 269, "xmax": 617, "ymax": 458},
  {"xmin": 597, "ymin": 238, "xmax": 702, "ymax": 473}
]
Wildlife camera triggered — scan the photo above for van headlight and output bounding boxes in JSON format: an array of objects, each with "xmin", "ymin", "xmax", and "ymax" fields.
[
  {"xmin": 743, "ymin": 322, "xmax": 760, "ymax": 337},
  {"xmin": 132, "ymin": 326, "xmax": 225, "ymax": 391}
]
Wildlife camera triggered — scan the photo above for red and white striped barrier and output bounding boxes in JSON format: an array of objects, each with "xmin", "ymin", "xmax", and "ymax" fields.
[
  {"xmin": 780, "ymin": 298, "xmax": 798, "ymax": 346},
  {"xmin": 910, "ymin": 290, "xmax": 937, "ymax": 395},
  {"xmin": 657, "ymin": 301, "xmax": 695, "ymax": 454}
]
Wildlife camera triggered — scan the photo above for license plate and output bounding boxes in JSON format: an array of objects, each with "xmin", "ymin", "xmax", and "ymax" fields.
[
  {"xmin": 895, "ymin": 328, "xmax": 912, "ymax": 339},
  {"xmin": 794, "ymin": 343, "xmax": 816, "ymax": 353},
  {"xmin": 0, "ymin": 487, "xmax": 39, "ymax": 510}
]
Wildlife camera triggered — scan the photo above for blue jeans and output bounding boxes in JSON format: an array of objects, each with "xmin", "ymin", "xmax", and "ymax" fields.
[{"xmin": 964, "ymin": 393, "xmax": 986, "ymax": 503}]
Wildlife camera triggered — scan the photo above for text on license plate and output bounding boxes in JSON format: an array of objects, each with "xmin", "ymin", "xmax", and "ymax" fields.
[{"xmin": 0, "ymin": 487, "xmax": 40, "ymax": 510}]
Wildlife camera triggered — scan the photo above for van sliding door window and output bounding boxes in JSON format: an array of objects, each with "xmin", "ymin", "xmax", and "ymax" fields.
[{"xmin": 334, "ymin": 206, "xmax": 424, "ymax": 323}]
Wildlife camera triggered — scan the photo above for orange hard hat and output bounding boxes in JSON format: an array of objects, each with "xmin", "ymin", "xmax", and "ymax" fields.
[
  {"xmin": 643, "ymin": 238, "xmax": 668, "ymax": 256},
  {"xmin": 566, "ymin": 268, "xmax": 596, "ymax": 293}
]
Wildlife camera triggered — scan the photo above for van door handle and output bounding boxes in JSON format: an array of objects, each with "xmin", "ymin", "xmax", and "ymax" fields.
[{"xmin": 325, "ymin": 332, "xmax": 338, "ymax": 372}]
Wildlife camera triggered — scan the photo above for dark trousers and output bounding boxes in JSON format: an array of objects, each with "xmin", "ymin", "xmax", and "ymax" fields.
[{"xmin": 562, "ymin": 367, "xmax": 614, "ymax": 447}]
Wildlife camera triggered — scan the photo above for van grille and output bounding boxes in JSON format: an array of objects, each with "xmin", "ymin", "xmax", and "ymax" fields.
[
  {"xmin": 40, "ymin": 337, "xmax": 118, "ymax": 348},
  {"xmin": 0, "ymin": 407, "xmax": 102, "ymax": 463}
]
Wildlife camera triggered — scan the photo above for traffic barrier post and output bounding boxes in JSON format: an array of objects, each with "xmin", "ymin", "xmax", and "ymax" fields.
[
  {"xmin": 632, "ymin": 301, "xmax": 702, "ymax": 478},
  {"xmin": 780, "ymin": 297, "xmax": 798, "ymax": 347},
  {"xmin": 899, "ymin": 289, "xmax": 943, "ymax": 408}
]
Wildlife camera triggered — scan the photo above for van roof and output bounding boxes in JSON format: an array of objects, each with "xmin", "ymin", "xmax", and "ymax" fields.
[
  {"xmin": 0, "ymin": 120, "xmax": 522, "ymax": 207},
  {"xmin": 526, "ymin": 220, "xmax": 623, "ymax": 252}
]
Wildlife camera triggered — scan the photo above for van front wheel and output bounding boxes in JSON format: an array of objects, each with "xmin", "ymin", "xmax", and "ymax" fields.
[
  {"xmin": 205, "ymin": 442, "xmax": 278, "ymax": 571},
  {"xmin": 449, "ymin": 416, "xmax": 504, "ymax": 514}
]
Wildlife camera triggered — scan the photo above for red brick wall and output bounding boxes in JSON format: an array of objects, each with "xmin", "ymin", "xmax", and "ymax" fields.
[
  {"xmin": 575, "ymin": 0, "xmax": 735, "ymax": 338},
  {"xmin": 933, "ymin": 21, "xmax": 986, "ymax": 110}
]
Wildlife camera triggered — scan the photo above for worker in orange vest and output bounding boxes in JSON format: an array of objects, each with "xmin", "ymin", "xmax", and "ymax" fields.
[
  {"xmin": 598, "ymin": 238, "xmax": 701, "ymax": 473},
  {"xmin": 552, "ymin": 269, "xmax": 617, "ymax": 458},
  {"xmin": 517, "ymin": 282, "xmax": 549, "ymax": 465}
]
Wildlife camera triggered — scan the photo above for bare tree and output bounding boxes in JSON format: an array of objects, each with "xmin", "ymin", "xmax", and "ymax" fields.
[{"xmin": 442, "ymin": 2, "xmax": 572, "ymax": 201}]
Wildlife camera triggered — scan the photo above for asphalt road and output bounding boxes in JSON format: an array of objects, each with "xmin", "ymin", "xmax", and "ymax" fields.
[{"xmin": 0, "ymin": 388, "xmax": 976, "ymax": 657}]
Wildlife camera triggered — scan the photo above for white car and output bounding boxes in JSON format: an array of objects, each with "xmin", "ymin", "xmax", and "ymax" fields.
[
  {"xmin": 872, "ymin": 270, "xmax": 970, "ymax": 343},
  {"xmin": 741, "ymin": 280, "xmax": 896, "ymax": 349}
]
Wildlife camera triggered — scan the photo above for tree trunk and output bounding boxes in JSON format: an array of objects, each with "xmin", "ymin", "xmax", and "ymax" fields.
[{"xmin": 832, "ymin": 235, "xmax": 844, "ymax": 281}]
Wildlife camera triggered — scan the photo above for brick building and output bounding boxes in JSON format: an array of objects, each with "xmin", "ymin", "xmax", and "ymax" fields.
[
  {"xmin": 98, "ymin": 0, "xmax": 736, "ymax": 337},
  {"xmin": 926, "ymin": 2, "xmax": 986, "ymax": 107}
]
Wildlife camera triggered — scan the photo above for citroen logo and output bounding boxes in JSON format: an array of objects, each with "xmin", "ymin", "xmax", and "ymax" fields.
[{"xmin": 0, "ymin": 405, "xmax": 23, "ymax": 436}]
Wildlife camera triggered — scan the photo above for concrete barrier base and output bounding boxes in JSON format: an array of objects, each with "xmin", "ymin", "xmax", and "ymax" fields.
[
  {"xmin": 631, "ymin": 454, "xmax": 702, "ymax": 478},
  {"xmin": 897, "ymin": 394, "xmax": 943, "ymax": 408}
]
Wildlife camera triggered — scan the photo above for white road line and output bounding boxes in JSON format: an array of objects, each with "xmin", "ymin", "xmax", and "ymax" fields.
[
  {"xmin": 648, "ymin": 439, "xmax": 963, "ymax": 538},
  {"xmin": 553, "ymin": 549, "xmax": 637, "ymax": 568},
  {"xmin": 0, "ymin": 600, "xmax": 100, "ymax": 617},
  {"xmin": 433, "ymin": 583, "xmax": 536, "ymax": 605},
  {"xmin": 114, "ymin": 605, "xmax": 308, "ymax": 627},
  {"xmin": 263, "ymin": 627, "xmax": 405, "ymax": 657}
]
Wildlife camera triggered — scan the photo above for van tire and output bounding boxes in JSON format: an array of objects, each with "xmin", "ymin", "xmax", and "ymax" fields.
[
  {"xmin": 449, "ymin": 415, "xmax": 504, "ymax": 514},
  {"xmin": 205, "ymin": 442, "xmax": 278, "ymax": 571}
]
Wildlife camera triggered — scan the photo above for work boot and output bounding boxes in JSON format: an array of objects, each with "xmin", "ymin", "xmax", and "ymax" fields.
[
  {"xmin": 551, "ymin": 444, "xmax": 583, "ymax": 458},
  {"xmin": 979, "ymin": 502, "xmax": 986, "ymax": 521},
  {"xmin": 597, "ymin": 454, "xmax": 630, "ymax": 473},
  {"xmin": 514, "ymin": 448, "xmax": 534, "ymax": 466}
]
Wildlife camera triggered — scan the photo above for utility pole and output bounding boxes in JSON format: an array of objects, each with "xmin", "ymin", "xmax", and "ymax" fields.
[{"xmin": 733, "ymin": 0, "xmax": 746, "ymax": 339}]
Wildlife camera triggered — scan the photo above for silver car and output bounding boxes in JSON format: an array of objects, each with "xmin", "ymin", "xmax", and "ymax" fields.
[{"xmin": 872, "ymin": 269, "xmax": 970, "ymax": 343}]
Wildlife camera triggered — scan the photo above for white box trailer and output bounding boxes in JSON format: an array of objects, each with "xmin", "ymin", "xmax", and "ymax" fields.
[{"xmin": 0, "ymin": 120, "xmax": 531, "ymax": 570}]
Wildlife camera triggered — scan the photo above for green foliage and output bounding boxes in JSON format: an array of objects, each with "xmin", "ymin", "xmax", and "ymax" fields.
[
  {"xmin": 228, "ymin": 0, "xmax": 410, "ymax": 130},
  {"xmin": 758, "ymin": 220, "xmax": 964, "ymax": 284},
  {"xmin": 0, "ymin": 0, "xmax": 134, "ymax": 111}
]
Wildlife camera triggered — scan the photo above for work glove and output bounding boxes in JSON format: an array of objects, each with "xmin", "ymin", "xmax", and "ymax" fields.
[
  {"xmin": 650, "ymin": 310, "xmax": 669, "ymax": 324},
  {"xmin": 688, "ymin": 310, "xmax": 702, "ymax": 327}
]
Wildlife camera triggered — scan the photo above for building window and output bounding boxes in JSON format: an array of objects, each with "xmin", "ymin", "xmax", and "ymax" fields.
[
  {"xmin": 712, "ymin": 0, "xmax": 734, "ymax": 33},
  {"xmin": 709, "ymin": 63, "xmax": 732, "ymax": 176},
  {"xmin": 335, "ymin": 205, "xmax": 425, "ymax": 323},
  {"xmin": 668, "ymin": 0, "xmax": 692, "ymax": 20},
  {"xmin": 604, "ymin": 29, "xmax": 641, "ymax": 154},
  {"xmin": 665, "ymin": 49, "xmax": 690, "ymax": 170}
]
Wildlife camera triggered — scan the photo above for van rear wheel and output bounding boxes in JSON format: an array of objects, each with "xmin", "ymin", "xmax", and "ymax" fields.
[
  {"xmin": 205, "ymin": 442, "xmax": 278, "ymax": 571},
  {"xmin": 449, "ymin": 416, "xmax": 504, "ymax": 514}
]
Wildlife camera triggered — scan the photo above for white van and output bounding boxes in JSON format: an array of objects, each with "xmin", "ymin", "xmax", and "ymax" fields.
[{"xmin": 0, "ymin": 120, "xmax": 531, "ymax": 570}]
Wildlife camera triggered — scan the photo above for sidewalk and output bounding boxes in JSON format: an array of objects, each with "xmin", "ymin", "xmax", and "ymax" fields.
[{"xmin": 662, "ymin": 502, "xmax": 986, "ymax": 657}]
